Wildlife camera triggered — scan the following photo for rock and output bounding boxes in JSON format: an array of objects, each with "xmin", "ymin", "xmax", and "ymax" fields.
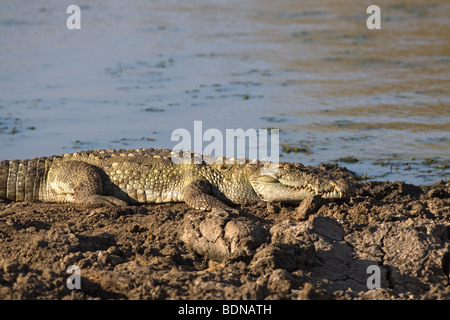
[
  {"xmin": 2, "ymin": 259, "xmax": 20, "ymax": 273},
  {"xmin": 294, "ymin": 195, "xmax": 326, "ymax": 220},
  {"xmin": 180, "ymin": 211, "xmax": 269, "ymax": 262}
]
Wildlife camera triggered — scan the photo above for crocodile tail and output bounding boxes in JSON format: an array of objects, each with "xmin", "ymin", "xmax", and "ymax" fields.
[
  {"xmin": 0, "ymin": 158, "xmax": 49, "ymax": 202},
  {"xmin": 0, "ymin": 160, "xmax": 8, "ymax": 200}
]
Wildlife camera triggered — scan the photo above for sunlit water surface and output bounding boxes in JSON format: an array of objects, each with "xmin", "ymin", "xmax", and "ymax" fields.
[{"xmin": 0, "ymin": 0, "xmax": 449, "ymax": 184}]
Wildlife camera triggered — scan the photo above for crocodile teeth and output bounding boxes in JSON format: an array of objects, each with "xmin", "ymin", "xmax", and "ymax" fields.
[
  {"xmin": 273, "ymin": 182, "xmax": 345, "ymax": 198},
  {"xmin": 285, "ymin": 185, "xmax": 315, "ymax": 193},
  {"xmin": 321, "ymin": 190, "xmax": 343, "ymax": 198}
]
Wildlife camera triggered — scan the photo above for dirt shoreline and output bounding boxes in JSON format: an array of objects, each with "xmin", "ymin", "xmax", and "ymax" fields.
[{"xmin": 0, "ymin": 177, "xmax": 448, "ymax": 300}]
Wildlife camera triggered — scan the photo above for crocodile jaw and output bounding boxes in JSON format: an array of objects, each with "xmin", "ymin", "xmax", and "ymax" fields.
[{"xmin": 249, "ymin": 177, "xmax": 346, "ymax": 203}]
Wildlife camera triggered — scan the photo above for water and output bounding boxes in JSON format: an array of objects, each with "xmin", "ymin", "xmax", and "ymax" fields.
[{"xmin": 0, "ymin": 0, "xmax": 449, "ymax": 185}]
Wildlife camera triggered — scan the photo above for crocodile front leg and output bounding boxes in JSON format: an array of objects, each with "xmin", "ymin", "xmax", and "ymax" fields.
[
  {"xmin": 181, "ymin": 179, "xmax": 235, "ymax": 211},
  {"xmin": 44, "ymin": 160, "xmax": 128, "ymax": 207}
]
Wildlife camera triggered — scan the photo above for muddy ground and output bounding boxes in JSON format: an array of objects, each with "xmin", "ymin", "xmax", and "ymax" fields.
[{"xmin": 0, "ymin": 170, "xmax": 448, "ymax": 300}]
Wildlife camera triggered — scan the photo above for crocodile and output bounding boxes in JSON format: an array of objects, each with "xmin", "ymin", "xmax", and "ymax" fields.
[{"xmin": 0, "ymin": 148, "xmax": 351, "ymax": 210}]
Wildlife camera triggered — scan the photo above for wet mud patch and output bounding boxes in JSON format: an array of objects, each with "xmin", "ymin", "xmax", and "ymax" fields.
[{"xmin": 0, "ymin": 177, "xmax": 448, "ymax": 300}]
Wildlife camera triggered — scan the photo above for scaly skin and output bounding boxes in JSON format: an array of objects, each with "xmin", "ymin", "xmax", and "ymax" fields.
[{"xmin": 0, "ymin": 148, "xmax": 351, "ymax": 210}]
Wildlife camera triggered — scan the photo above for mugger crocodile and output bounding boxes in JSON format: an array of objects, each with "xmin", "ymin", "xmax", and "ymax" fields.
[{"xmin": 0, "ymin": 148, "xmax": 351, "ymax": 210}]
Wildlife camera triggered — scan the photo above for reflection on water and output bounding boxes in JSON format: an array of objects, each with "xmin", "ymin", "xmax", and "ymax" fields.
[{"xmin": 0, "ymin": 0, "xmax": 448, "ymax": 184}]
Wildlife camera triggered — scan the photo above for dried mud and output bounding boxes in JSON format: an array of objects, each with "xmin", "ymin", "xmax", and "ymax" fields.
[{"xmin": 0, "ymin": 175, "xmax": 449, "ymax": 300}]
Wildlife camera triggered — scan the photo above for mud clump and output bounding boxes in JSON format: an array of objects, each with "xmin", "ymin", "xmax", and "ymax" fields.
[
  {"xmin": 181, "ymin": 209, "xmax": 269, "ymax": 262},
  {"xmin": 0, "ymin": 180, "xmax": 449, "ymax": 300}
]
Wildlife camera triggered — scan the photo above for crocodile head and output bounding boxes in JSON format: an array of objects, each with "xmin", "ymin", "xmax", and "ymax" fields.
[{"xmin": 249, "ymin": 162, "xmax": 351, "ymax": 203}]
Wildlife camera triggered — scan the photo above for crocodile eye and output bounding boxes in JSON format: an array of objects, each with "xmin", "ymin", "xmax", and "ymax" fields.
[
  {"xmin": 216, "ymin": 164, "xmax": 226, "ymax": 170},
  {"xmin": 284, "ymin": 163, "xmax": 295, "ymax": 170}
]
